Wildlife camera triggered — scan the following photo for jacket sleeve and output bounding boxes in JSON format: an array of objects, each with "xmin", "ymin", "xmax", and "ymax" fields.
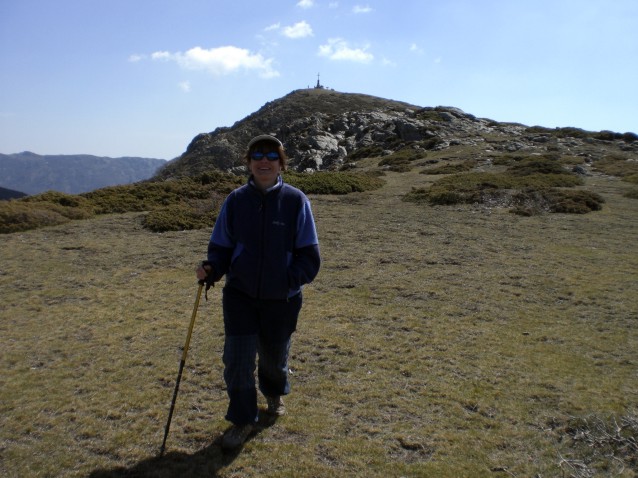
[
  {"xmin": 288, "ymin": 198, "xmax": 321, "ymax": 290},
  {"xmin": 288, "ymin": 244, "xmax": 321, "ymax": 291},
  {"xmin": 206, "ymin": 196, "xmax": 234, "ymax": 283}
]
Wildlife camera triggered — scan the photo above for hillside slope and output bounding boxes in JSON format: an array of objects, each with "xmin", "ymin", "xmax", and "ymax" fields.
[{"xmin": 156, "ymin": 88, "xmax": 638, "ymax": 179}]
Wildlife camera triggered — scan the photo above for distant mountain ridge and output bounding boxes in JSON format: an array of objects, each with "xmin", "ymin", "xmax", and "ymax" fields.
[
  {"xmin": 0, "ymin": 186, "xmax": 27, "ymax": 201},
  {"xmin": 0, "ymin": 152, "xmax": 166, "ymax": 195}
]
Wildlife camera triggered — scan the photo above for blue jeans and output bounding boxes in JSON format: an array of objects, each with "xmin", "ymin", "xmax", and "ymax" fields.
[{"xmin": 222, "ymin": 287, "xmax": 302, "ymax": 425}]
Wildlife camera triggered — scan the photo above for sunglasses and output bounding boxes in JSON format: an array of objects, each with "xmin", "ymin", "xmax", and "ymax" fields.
[{"xmin": 251, "ymin": 151, "xmax": 280, "ymax": 161}]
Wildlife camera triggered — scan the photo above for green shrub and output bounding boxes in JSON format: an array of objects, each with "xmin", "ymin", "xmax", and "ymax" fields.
[
  {"xmin": 416, "ymin": 110, "xmax": 446, "ymax": 122},
  {"xmin": 624, "ymin": 189, "xmax": 638, "ymax": 200},
  {"xmin": 624, "ymin": 174, "xmax": 638, "ymax": 185},
  {"xmin": 506, "ymin": 157, "xmax": 569, "ymax": 176},
  {"xmin": 510, "ymin": 188, "xmax": 604, "ymax": 215},
  {"xmin": 22, "ymin": 191, "xmax": 95, "ymax": 213},
  {"xmin": 348, "ymin": 145, "xmax": 384, "ymax": 160},
  {"xmin": 420, "ymin": 171, "xmax": 582, "ymax": 204},
  {"xmin": 547, "ymin": 189, "xmax": 605, "ymax": 213},
  {"xmin": 0, "ymin": 201, "xmax": 92, "ymax": 233},
  {"xmin": 403, "ymin": 165, "xmax": 594, "ymax": 215},
  {"xmin": 593, "ymin": 130, "xmax": 620, "ymax": 141},
  {"xmin": 622, "ymin": 132, "xmax": 638, "ymax": 143},
  {"xmin": 142, "ymin": 197, "xmax": 222, "ymax": 232},
  {"xmin": 284, "ymin": 171, "xmax": 384, "ymax": 194},
  {"xmin": 525, "ymin": 126, "xmax": 637, "ymax": 143},
  {"xmin": 81, "ymin": 173, "xmax": 243, "ymax": 215},
  {"xmin": 1, "ymin": 170, "xmax": 383, "ymax": 234},
  {"xmin": 418, "ymin": 137, "xmax": 443, "ymax": 150},
  {"xmin": 426, "ymin": 160, "xmax": 478, "ymax": 175},
  {"xmin": 377, "ymin": 148, "xmax": 426, "ymax": 172},
  {"xmin": 593, "ymin": 155, "xmax": 638, "ymax": 178}
]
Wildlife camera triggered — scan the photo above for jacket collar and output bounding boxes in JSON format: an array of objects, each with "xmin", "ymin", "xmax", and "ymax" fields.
[{"xmin": 248, "ymin": 174, "xmax": 283, "ymax": 194}]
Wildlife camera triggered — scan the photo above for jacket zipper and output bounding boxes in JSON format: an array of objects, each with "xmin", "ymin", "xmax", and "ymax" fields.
[{"xmin": 256, "ymin": 195, "xmax": 267, "ymax": 299}]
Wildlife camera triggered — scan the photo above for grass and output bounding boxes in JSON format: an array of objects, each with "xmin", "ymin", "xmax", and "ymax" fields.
[{"xmin": 1, "ymin": 163, "xmax": 637, "ymax": 477}]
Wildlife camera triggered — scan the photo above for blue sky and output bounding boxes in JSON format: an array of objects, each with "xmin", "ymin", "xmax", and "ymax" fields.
[{"xmin": 1, "ymin": 0, "xmax": 636, "ymax": 160}]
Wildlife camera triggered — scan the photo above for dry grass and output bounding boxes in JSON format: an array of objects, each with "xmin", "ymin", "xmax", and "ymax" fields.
[{"xmin": 1, "ymin": 167, "xmax": 637, "ymax": 477}]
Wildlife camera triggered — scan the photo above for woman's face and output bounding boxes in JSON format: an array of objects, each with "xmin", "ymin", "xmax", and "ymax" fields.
[{"xmin": 249, "ymin": 143, "xmax": 282, "ymax": 190}]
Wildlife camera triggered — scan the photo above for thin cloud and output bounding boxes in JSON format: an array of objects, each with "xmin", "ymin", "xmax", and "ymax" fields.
[
  {"xmin": 128, "ymin": 54, "xmax": 145, "ymax": 62},
  {"xmin": 179, "ymin": 81, "xmax": 191, "ymax": 92},
  {"xmin": 381, "ymin": 57, "xmax": 397, "ymax": 67},
  {"xmin": 409, "ymin": 43, "xmax": 424, "ymax": 54},
  {"xmin": 352, "ymin": 5, "xmax": 373, "ymax": 14},
  {"xmin": 150, "ymin": 46, "xmax": 279, "ymax": 79},
  {"xmin": 264, "ymin": 22, "xmax": 281, "ymax": 32},
  {"xmin": 318, "ymin": 38, "xmax": 373, "ymax": 63},
  {"xmin": 282, "ymin": 21, "xmax": 313, "ymax": 39},
  {"xmin": 297, "ymin": 0, "xmax": 314, "ymax": 8}
]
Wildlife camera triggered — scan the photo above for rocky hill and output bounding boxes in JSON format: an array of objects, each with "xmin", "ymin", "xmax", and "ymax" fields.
[
  {"xmin": 0, "ymin": 152, "xmax": 166, "ymax": 195},
  {"xmin": 155, "ymin": 88, "xmax": 638, "ymax": 179}
]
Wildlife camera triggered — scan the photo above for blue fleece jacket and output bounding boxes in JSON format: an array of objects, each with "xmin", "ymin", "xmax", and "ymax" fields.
[{"xmin": 207, "ymin": 175, "xmax": 321, "ymax": 300}]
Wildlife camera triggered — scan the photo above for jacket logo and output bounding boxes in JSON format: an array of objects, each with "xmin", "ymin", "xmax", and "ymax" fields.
[{"xmin": 272, "ymin": 220, "xmax": 286, "ymax": 227}]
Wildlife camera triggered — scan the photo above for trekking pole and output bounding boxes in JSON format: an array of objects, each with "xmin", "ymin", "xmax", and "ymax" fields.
[{"xmin": 159, "ymin": 281, "xmax": 204, "ymax": 457}]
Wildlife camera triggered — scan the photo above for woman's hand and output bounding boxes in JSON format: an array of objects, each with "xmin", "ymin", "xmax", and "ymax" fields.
[{"xmin": 195, "ymin": 263, "xmax": 212, "ymax": 281}]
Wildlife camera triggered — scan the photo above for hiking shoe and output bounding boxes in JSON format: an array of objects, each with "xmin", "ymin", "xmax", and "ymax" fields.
[
  {"xmin": 221, "ymin": 423, "xmax": 253, "ymax": 450},
  {"xmin": 266, "ymin": 395, "xmax": 286, "ymax": 416}
]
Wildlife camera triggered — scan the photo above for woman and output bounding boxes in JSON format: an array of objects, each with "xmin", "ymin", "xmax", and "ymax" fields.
[{"xmin": 196, "ymin": 134, "xmax": 321, "ymax": 450}]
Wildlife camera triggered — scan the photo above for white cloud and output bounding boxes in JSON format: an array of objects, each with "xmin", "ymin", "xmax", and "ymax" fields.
[
  {"xmin": 264, "ymin": 22, "xmax": 281, "ymax": 32},
  {"xmin": 318, "ymin": 38, "xmax": 373, "ymax": 63},
  {"xmin": 381, "ymin": 57, "xmax": 397, "ymax": 67},
  {"xmin": 151, "ymin": 51, "xmax": 172, "ymax": 61},
  {"xmin": 282, "ymin": 21, "xmax": 313, "ymax": 39},
  {"xmin": 151, "ymin": 46, "xmax": 279, "ymax": 79},
  {"xmin": 128, "ymin": 54, "xmax": 145, "ymax": 62},
  {"xmin": 409, "ymin": 43, "xmax": 424, "ymax": 54},
  {"xmin": 179, "ymin": 81, "xmax": 191, "ymax": 92},
  {"xmin": 297, "ymin": 0, "xmax": 314, "ymax": 8},
  {"xmin": 352, "ymin": 5, "xmax": 373, "ymax": 14}
]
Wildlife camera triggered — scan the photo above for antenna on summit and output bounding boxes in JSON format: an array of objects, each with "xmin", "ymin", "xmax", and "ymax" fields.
[{"xmin": 315, "ymin": 73, "xmax": 324, "ymax": 89}]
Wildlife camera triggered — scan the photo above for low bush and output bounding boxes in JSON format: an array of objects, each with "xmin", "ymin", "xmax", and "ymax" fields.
[
  {"xmin": 506, "ymin": 157, "xmax": 570, "ymax": 176},
  {"xmin": 142, "ymin": 197, "xmax": 223, "ymax": 232},
  {"xmin": 0, "ymin": 170, "xmax": 385, "ymax": 234},
  {"xmin": 22, "ymin": 191, "xmax": 95, "ymax": 212},
  {"xmin": 510, "ymin": 188, "xmax": 605, "ymax": 216},
  {"xmin": 624, "ymin": 189, "xmax": 638, "ymax": 200},
  {"xmin": 403, "ymin": 162, "xmax": 597, "ymax": 215},
  {"xmin": 284, "ymin": 171, "xmax": 384, "ymax": 194},
  {"xmin": 525, "ymin": 126, "xmax": 638, "ymax": 143},
  {"xmin": 82, "ymin": 173, "xmax": 242, "ymax": 214},
  {"xmin": 0, "ymin": 200, "xmax": 93, "ymax": 233},
  {"xmin": 416, "ymin": 110, "xmax": 447, "ymax": 122},
  {"xmin": 425, "ymin": 160, "xmax": 478, "ymax": 175},
  {"xmin": 348, "ymin": 144, "xmax": 384, "ymax": 160},
  {"xmin": 548, "ymin": 189, "xmax": 605, "ymax": 213},
  {"xmin": 592, "ymin": 155, "xmax": 638, "ymax": 179},
  {"xmin": 378, "ymin": 148, "xmax": 426, "ymax": 172}
]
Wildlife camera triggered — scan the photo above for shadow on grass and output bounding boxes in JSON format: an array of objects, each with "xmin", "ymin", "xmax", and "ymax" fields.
[{"xmin": 88, "ymin": 412, "xmax": 279, "ymax": 478}]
